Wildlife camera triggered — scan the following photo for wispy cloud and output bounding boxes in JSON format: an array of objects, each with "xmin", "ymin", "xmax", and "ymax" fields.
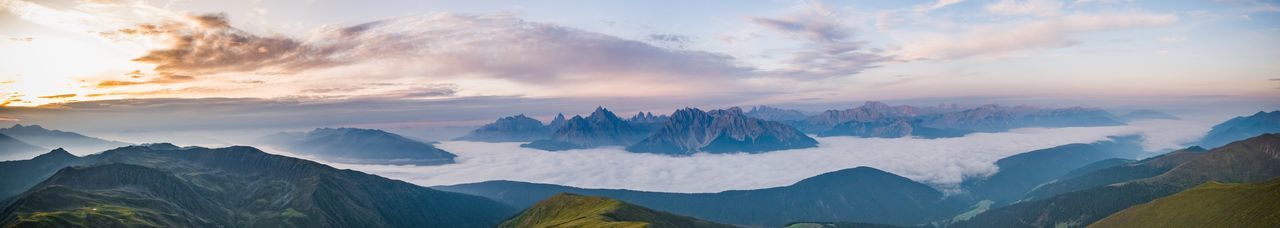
[
  {"xmin": 748, "ymin": 4, "xmax": 892, "ymax": 78},
  {"xmin": 899, "ymin": 13, "xmax": 1177, "ymax": 60}
]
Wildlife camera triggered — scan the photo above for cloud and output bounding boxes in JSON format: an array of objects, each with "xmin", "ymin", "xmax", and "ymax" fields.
[
  {"xmin": 112, "ymin": 13, "xmax": 342, "ymax": 75},
  {"xmin": 918, "ymin": 0, "xmax": 966, "ymax": 12},
  {"xmin": 986, "ymin": 0, "xmax": 1064, "ymax": 17},
  {"xmin": 748, "ymin": 5, "xmax": 892, "ymax": 78},
  {"xmin": 899, "ymin": 13, "xmax": 1177, "ymax": 60},
  {"xmin": 97, "ymin": 73, "xmax": 196, "ymax": 88},
  {"xmin": 36, "ymin": 93, "xmax": 76, "ymax": 99},
  {"xmin": 110, "ymin": 12, "xmax": 755, "ymax": 88},
  {"xmin": 308, "ymin": 119, "xmax": 1212, "ymax": 193}
]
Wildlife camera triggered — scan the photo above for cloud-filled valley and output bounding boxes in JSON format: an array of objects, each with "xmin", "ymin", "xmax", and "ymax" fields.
[{"xmin": 275, "ymin": 119, "xmax": 1213, "ymax": 193}]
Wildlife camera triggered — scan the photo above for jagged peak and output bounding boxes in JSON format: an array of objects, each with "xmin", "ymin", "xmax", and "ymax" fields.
[{"xmin": 33, "ymin": 148, "xmax": 76, "ymax": 160}]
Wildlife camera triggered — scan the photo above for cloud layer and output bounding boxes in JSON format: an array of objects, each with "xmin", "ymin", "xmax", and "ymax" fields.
[{"xmin": 301, "ymin": 119, "xmax": 1211, "ymax": 193}]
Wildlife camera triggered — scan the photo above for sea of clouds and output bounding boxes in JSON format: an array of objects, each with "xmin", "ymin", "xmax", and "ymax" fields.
[{"xmin": 282, "ymin": 119, "xmax": 1210, "ymax": 193}]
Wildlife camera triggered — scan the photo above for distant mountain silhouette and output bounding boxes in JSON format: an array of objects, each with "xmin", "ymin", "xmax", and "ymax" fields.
[
  {"xmin": 817, "ymin": 117, "xmax": 972, "ymax": 139},
  {"xmin": 499, "ymin": 193, "xmax": 733, "ymax": 228},
  {"xmin": 0, "ymin": 124, "xmax": 129, "ymax": 154},
  {"xmin": 745, "ymin": 105, "xmax": 807, "ymax": 121},
  {"xmin": 1198, "ymin": 110, "xmax": 1279, "ymax": 148},
  {"xmin": 456, "ymin": 114, "xmax": 552, "ymax": 142},
  {"xmin": 261, "ymin": 128, "xmax": 456, "ymax": 165},
  {"xmin": 627, "ymin": 107, "xmax": 817, "ymax": 155},
  {"xmin": 0, "ymin": 145, "xmax": 514, "ymax": 227},
  {"xmin": 0, "ymin": 148, "xmax": 76, "ymax": 200},
  {"xmin": 0, "ymin": 133, "xmax": 45, "ymax": 160},
  {"xmin": 438, "ymin": 166, "xmax": 965, "ymax": 227},
  {"xmin": 521, "ymin": 107, "xmax": 649, "ymax": 151}
]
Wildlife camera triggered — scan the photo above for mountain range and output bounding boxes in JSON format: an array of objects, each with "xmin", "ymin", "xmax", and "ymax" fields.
[
  {"xmin": 745, "ymin": 105, "xmax": 808, "ymax": 121},
  {"xmin": 816, "ymin": 118, "xmax": 972, "ymax": 139},
  {"xmin": 958, "ymin": 136, "xmax": 1145, "ymax": 205},
  {"xmin": 627, "ymin": 107, "xmax": 818, "ymax": 155},
  {"xmin": 521, "ymin": 107, "xmax": 651, "ymax": 151},
  {"xmin": 0, "ymin": 144, "xmax": 514, "ymax": 227},
  {"xmin": 0, "ymin": 124, "xmax": 130, "ymax": 156},
  {"xmin": 1198, "ymin": 110, "xmax": 1280, "ymax": 148},
  {"xmin": 260, "ymin": 128, "xmax": 457, "ymax": 165},
  {"xmin": 791, "ymin": 102, "xmax": 1124, "ymax": 138},
  {"xmin": 498, "ymin": 193, "xmax": 733, "ymax": 228}
]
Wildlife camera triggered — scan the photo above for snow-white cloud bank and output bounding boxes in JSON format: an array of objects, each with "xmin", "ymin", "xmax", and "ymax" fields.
[{"xmin": 302, "ymin": 119, "xmax": 1211, "ymax": 193}]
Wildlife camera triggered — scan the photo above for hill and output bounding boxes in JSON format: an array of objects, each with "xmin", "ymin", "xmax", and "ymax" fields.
[
  {"xmin": 260, "ymin": 127, "xmax": 456, "ymax": 165},
  {"xmin": 0, "ymin": 144, "xmax": 515, "ymax": 227},
  {"xmin": 1089, "ymin": 179, "xmax": 1280, "ymax": 228},
  {"xmin": 959, "ymin": 136, "xmax": 1144, "ymax": 205},
  {"xmin": 439, "ymin": 166, "xmax": 963, "ymax": 227},
  {"xmin": 498, "ymin": 193, "xmax": 733, "ymax": 228},
  {"xmin": 953, "ymin": 134, "xmax": 1280, "ymax": 227}
]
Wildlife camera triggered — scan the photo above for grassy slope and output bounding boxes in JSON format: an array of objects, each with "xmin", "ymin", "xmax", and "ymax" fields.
[
  {"xmin": 499, "ymin": 193, "xmax": 733, "ymax": 228},
  {"xmin": 1090, "ymin": 179, "xmax": 1280, "ymax": 228}
]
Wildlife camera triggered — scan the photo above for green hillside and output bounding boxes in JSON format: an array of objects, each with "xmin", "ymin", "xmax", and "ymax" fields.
[
  {"xmin": 499, "ymin": 193, "xmax": 734, "ymax": 228},
  {"xmin": 0, "ymin": 144, "xmax": 515, "ymax": 227},
  {"xmin": 1090, "ymin": 179, "xmax": 1280, "ymax": 228}
]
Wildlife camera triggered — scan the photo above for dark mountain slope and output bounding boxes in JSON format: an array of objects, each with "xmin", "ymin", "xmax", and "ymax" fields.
[
  {"xmin": 499, "ymin": 193, "xmax": 733, "ymax": 228},
  {"xmin": 953, "ymin": 134, "xmax": 1280, "ymax": 228},
  {"xmin": 627, "ymin": 107, "xmax": 817, "ymax": 155},
  {"xmin": 260, "ymin": 127, "xmax": 456, "ymax": 165},
  {"xmin": 1022, "ymin": 146, "xmax": 1207, "ymax": 201},
  {"xmin": 0, "ymin": 148, "xmax": 78, "ymax": 201},
  {"xmin": 0, "ymin": 145, "xmax": 515, "ymax": 228},
  {"xmin": 439, "ymin": 167, "xmax": 963, "ymax": 227},
  {"xmin": 960, "ymin": 136, "xmax": 1144, "ymax": 205}
]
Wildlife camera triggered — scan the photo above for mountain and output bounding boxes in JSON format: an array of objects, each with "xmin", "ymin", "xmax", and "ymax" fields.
[
  {"xmin": 627, "ymin": 107, "xmax": 818, "ymax": 155},
  {"xmin": 260, "ymin": 128, "xmax": 456, "ymax": 165},
  {"xmin": 1089, "ymin": 179, "xmax": 1280, "ymax": 228},
  {"xmin": 0, "ymin": 148, "xmax": 77, "ymax": 200},
  {"xmin": 457, "ymin": 114, "xmax": 551, "ymax": 142},
  {"xmin": 498, "ymin": 193, "xmax": 733, "ymax": 228},
  {"xmin": 1021, "ymin": 146, "xmax": 1206, "ymax": 201},
  {"xmin": 0, "ymin": 144, "xmax": 515, "ymax": 227},
  {"xmin": 817, "ymin": 118, "xmax": 971, "ymax": 139},
  {"xmin": 0, "ymin": 133, "xmax": 45, "ymax": 160},
  {"xmin": 1198, "ymin": 110, "xmax": 1280, "ymax": 148},
  {"xmin": 628, "ymin": 111, "xmax": 671, "ymax": 133},
  {"xmin": 917, "ymin": 105, "xmax": 1124, "ymax": 132},
  {"xmin": 798, "ymin": 101, "xmax": 927, "ymax": 133},
  {"xmin": 745, "ymin": 105, "xmax": 807, "ymax": 121},
  {"xmin": 953, "ymin": 134, "xmax": 1280, "ymax": 227},
  {"xmin": 959, "ymin": 136, "xmax": 1145, "ymax": 205},
  {"xmin": 547, "ymin": 113, "xmax": 568, "ymax": 130},
  {"xmin": 0, "ymin": 124, "xmax": 129, "ymax": 154},
  {"xmin": 522, "ymin": 107, "xmax": 649, "ymax": 151},
  {"xmin": 439, "ymin": 166, "xmax": 965, "ymax": 227},
  {"xmin": 1120, "ymin": 109, "xmax": 1180, "ymax": 121}
]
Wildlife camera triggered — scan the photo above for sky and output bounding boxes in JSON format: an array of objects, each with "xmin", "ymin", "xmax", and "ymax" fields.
[{"xmin": 0, "ymin": 0, "xmax": 1278, "ymax": 135}]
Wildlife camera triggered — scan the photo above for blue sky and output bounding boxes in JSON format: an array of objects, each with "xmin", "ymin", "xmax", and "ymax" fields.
[{"xmin": 0, "ymin": 0, "xmax": 1277, "ymax": 133}]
